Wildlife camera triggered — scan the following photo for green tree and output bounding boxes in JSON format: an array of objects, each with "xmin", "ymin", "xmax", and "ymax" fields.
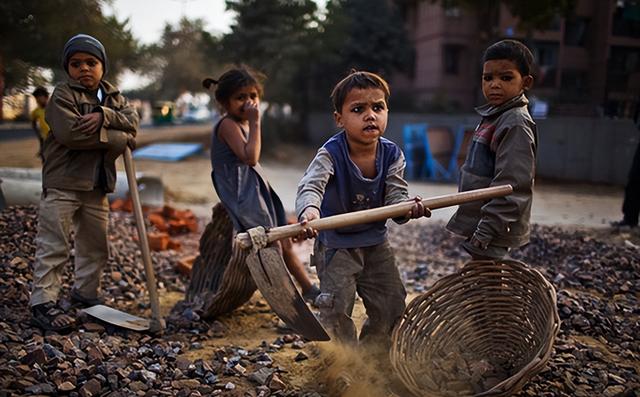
[
  {"xmin": 221, "ymin": 0, "xmax": 319, "ymax": 107},
  {"xmin": 219, "ymin": 0, "xmax": 320, "ymax": 141},
  {"xmin": 0, "ymin": 0, "xmax": 139, "ymax": 120},
  {"xmin": 325, "ymin": 0, "xmax": 413, "ymax": 75},
  {"xmin": 219, "ymin": 0, "xmax": 414, "ymax": 139},
  {"xmin": 309, "ymin": 0, "xmax": 414, "ymax": 110},
  {"xmin": 140, "ymin": 18, "xmax": 223, "ymax": 100}
]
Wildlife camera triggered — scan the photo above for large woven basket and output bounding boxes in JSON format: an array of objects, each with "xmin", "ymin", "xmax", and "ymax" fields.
[
  {"xmin": 390, "ymin": 259, "xmax": 560, "ymax": 397},
  {"xmin": 186, "ymin": 204, "xmax": 256, "ymax": 319}
]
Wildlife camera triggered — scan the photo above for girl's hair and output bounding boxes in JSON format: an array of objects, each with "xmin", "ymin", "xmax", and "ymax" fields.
[
  {"xmin": 330, "ymin": 69, "xmax": 390, "ymax": 112},
  {"xmin": 202, "ymin": 66, "xmax": 265, "ymax": 105}
]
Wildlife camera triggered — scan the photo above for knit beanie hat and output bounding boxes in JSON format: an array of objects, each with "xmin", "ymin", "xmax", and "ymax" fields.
[{"xmin": 62, "ymin": 34, "xmax": 108, "ymax": 76}]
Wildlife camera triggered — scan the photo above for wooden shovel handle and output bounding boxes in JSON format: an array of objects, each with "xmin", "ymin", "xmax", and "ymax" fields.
[
  {"xmin": 236, "ymin": 184, "xmax": 513, "ymax": 249},
  {"xmin": 123, "ymin": 147, "xmax": 165, "ymax": 332}
]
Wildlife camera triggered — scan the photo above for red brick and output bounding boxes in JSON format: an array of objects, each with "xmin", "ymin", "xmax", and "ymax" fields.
[
  {"xmin": 176, "ymin": 255, "xmax": 196, "ymax": 276},
  {"xmin": 110, "ymin": 199, "xmax": 125, "ymax": 211},
  {"xmin": 148, "ymin": 212, "xmax": 169, "ymax": 232},
  {"xmin": 161, "ymin": 205, "xmax": 176, "ymax": 219},
  {"xmin": 174, "ymin": 209, "xmax": 196, "ymax": 221},
  {"xmin": 148, "ymin": 232, "xmax": 169, "ymax": 251},
  {"xmin": 122, "ymin": 198, "xmax": 133, "ymax": 213},
  {"xmin": 167, "ymin": 239, "xmax": 182, "ymax": 251}
]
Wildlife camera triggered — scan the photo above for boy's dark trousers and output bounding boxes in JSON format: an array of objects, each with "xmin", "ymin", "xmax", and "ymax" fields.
[
  {"xmin": 622, "ymin": 140, "xmax": 640, "ymax": 226},
  {"xmin": 311, "ymin": 239, "xmax": 406, "ymax": 346}
]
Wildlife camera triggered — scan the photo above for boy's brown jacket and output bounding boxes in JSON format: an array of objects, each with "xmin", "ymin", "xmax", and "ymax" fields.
[
  {"xmin": 447, "ymin": 93, "xmax": 537, "ymax": 248},
  {"xmin": 43, "ymin": 79, "xmax": 138, "ymax": 193}
]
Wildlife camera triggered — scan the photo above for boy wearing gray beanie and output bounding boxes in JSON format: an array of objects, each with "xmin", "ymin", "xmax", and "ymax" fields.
[{"xmin": 30, "ymin": 33, "xmax": 138, "ymax": 331}]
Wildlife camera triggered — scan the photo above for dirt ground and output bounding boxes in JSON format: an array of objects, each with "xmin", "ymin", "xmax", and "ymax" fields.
[
  {"xmin": 1, "ymin": 126, "xmax": 638, "ymax": 396},
  {"xmin": 158, "ymin": 289, "xmax": 395, "ymax": 396},
  {"xmin": 0, "ymin": 129, "xmax": 410, "ymax": 396}
]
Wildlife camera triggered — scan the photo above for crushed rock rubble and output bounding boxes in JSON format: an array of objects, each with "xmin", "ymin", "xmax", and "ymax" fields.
[
  {"xmin": 390, "ymin": 222, "xmax": 640, "ymax": 397},
  {"xmin": 1, "ymin": 206, "xmax": 639, "ymax": 396}
]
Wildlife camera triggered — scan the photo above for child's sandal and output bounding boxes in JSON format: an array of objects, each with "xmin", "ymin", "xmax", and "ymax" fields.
[{"xmin": 31, "ymin": 302, "xmax": 75, "ymax": 332}]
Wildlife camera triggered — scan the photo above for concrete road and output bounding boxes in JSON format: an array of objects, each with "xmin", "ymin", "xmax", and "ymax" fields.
[
  {"xmin": 131, "ymin": 155, "xmax": 626, "ymax": 228},
  {"xmin": 256, "ymin": 160, "xmax": 625, "ymax": 228},
  {"xmin": 0, "ymin": 124, "xmax": 626, "ymax": 228}
]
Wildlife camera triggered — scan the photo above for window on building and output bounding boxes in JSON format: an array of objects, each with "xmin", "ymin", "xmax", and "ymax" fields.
[
  {"xmin": 443, "ymin": 45, "xmax": 463, "ymax": 75},
  {"xmin": 561, "ymin": 69, "xmax": 589, "ymax": 95},
  {"xmin": 547, "ymin": 15, "xmax": 562, "ymax": 31},
  {"xmin": 612, "ymin": 1, "xmax": 640, "ymax": 38},
  {"xmin": 608, "ymin": 46, "xmax": 640, "ymax": 90},
  {"xmin": 564, "ymin": 17, "xmax": 590, "ymax": 46},
  {"xmin": 442, "ymin": 0, "xmax": 462, "ymax": 17},
  {"xmin": 532, "ymin": 42, "xmax": 559, "ymax": 87},
  {"xmin": 444, "ymin": 7, "xmax": 461, "ymax": 17}
]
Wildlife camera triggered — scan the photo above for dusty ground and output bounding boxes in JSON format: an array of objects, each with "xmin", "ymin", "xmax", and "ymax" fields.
[
  {"xmin": 2, "ymin": 206, "xmax": 637, "ymax": 396},
  {"xmin": 1, "ymin": 126, "xmax": 638, "ymax": 396},
  {"xmin": 159, "ymin": 289, "xmax": 390, "ymax": 396}
]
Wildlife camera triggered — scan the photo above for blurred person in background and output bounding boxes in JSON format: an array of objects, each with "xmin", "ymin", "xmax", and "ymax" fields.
[
  {"xmin": 31, "ymin": 86, "xmax": 50, "ymax": 162},
  {"xmin": 613, "ymin": 122, "xmax": 640, "ymax": 229}
]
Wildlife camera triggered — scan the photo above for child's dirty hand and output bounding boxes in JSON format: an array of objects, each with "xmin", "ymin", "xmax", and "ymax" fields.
[
  {"xmin": 294, "ymin": 207, "xmax": 320, "ymax": 241},
  {"xmin": 407, "ymin": 196, "xmax": 431, "ymax": 219},
  {"xmin": 126, "ymin": 135, "xmax": 136, "ymax": 150},
  {"xmin": 73, "ymin": 112, "xmax": 103, "ymax": 134},
  {"xmin": 243, "ymin": 101, "xmax": 260, "ymax": 123}
]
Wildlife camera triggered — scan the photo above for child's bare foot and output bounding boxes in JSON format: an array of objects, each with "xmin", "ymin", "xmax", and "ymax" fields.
[{"xmin": 31, "ymin": 302, "xmax": 75, "ymax": 332}]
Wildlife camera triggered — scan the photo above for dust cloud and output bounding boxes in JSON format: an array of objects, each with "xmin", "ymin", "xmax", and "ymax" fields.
[{"xmin": 306, "ymin": 342, "xmax": 401, "ymax": 397}]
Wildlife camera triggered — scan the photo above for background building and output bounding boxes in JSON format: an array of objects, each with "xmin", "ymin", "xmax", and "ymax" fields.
[{"xmin": 395, "ymin": 0, "xmax": 640, "ymax": 120}]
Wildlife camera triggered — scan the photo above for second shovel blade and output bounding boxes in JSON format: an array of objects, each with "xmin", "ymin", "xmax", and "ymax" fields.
[{"xmin": 246, "ymin": 247, "xmax": 330, "ymax": 341}]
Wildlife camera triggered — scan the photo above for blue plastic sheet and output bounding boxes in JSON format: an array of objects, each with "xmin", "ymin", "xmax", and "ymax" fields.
[{"xmin": 132, "ymin": 143, "xmax": 203, "ymax": 162}]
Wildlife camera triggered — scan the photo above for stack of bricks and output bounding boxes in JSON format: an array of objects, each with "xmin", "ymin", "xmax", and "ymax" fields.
[
  {"xmin": 110, "ymin": 200, "xmax": 198, "ymax": 252},
  {"xmin": 146, "ymin": 206, "xmax": 198, "ymax": 252}
]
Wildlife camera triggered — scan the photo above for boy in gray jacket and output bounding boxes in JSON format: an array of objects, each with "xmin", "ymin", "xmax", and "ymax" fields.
[
  {"xmin": 447, "ymin": 39, "xmax": 537, "ymax": 260},
  {"xmin": 30, "ymin": 34, "xmax": 137, "ymax": 331}
]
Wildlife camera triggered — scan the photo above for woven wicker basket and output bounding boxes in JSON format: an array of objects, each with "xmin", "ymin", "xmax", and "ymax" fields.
[{"xmin": 390, "ymin": 259, "xmax": 560, "ymax": 397}]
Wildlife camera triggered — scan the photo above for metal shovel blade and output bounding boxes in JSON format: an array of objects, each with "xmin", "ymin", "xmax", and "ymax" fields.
[
  {"xmin": 246, "ymin": 247, "xmax": 330, "ymax": 341},
  {"xmin": 82, "ymin": 305, "xmax": 150, "ymax": 331}
]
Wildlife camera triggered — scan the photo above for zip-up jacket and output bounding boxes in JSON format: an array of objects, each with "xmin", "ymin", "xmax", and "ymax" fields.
[
  {"xmin": 447, "ymin": 93, "xmax": 537, "ymax": 248},
  {"xmin": 43, "ymin": 79, "xmax": 138, "ymax": 193}
]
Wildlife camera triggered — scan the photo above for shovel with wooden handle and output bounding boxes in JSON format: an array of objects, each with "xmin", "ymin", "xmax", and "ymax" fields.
[
  {"xmin": 83, "ymin": 147, "xmax": 166, "ymax": 333},
  {"xmin": 236, "ymin": 184, "xmax": 513, "ymax": 341}
]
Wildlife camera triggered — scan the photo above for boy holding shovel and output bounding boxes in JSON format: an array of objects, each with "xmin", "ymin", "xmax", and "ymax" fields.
[
  {"xmin": 295, "ymin": 70, "xmax": 430, "ymax": 346},
  {"xmin": 30, "ymin": 34, "xmax": 137, "ymax": 331}
]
